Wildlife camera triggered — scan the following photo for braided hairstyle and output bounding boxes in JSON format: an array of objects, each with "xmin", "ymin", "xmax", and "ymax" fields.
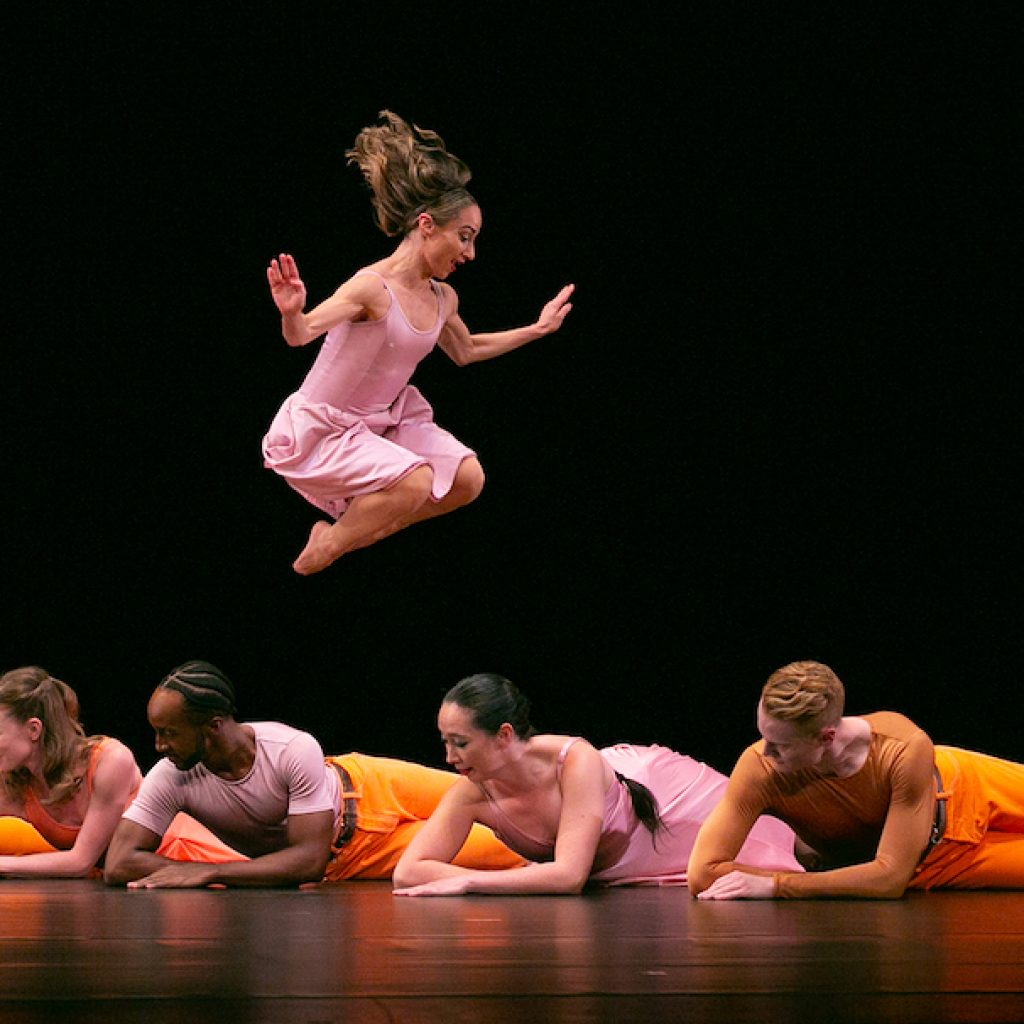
[
  {"xmin": 156, "ymin": 660, "xmax": 237, "ymax": 725},
  {"xmin": 346, "ymin": 109, "xmax": 477, "ymax": 237},
  {"xmin": 0, "ymin": 666, "xmax": 101, "ymax": 805}
]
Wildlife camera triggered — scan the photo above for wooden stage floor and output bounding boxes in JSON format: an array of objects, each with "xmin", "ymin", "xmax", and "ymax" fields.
[{"xmin": 0, "ymin": 880, "xmax": 1021, "ymax": 1023}]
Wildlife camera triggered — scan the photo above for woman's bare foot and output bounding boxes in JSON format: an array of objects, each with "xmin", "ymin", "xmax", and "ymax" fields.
[{"xmin": 292, "ymin": 521, "xmax": 341, "ymax": 575}]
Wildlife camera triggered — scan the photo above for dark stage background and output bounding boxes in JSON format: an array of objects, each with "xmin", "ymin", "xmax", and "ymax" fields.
[{"xmin": 5, "ymin": 6, "xmax": 1020, "ymax": 776}]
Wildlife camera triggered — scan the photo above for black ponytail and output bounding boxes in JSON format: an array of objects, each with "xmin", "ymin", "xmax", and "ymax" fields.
[{"xmin": 615, "ymin": 772, "xmax": 665, "ymax": 840}]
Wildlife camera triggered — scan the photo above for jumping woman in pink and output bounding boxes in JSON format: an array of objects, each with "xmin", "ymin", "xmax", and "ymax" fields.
[
  {"xmin": 263, "ymin": 111, "xmax": 574, "ymax": 574},
  {"xmin": 392, "ymin": 674, "xmax": 803, "ymax": 895}
]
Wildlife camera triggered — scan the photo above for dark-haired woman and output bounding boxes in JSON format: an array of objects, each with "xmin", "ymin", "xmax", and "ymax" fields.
[
  {"xmin": 0, "ymin": 667, "xmax": 142, "ymax": 877},
  {"xmin": 393, "ymin": 674, "xmax": 803, "ymax": 895},
  {"xmin": 263, "ymin": 110, "xmax": 573, "ymax": 574}
]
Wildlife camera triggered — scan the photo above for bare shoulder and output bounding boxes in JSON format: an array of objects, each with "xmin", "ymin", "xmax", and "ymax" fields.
[
  {"xmin": 446, "ymin": 775, "xmax": 488, "ymax": 811},
  {"xmin": 434, "ymin": 280, "xmax": 460, "ymax": 318},
  {"xmin": 531, "ymin": 734, "xmax": 595, "ymax": 758},
  {"xmin": 339, "ymin": 270, "xmax": 389, "ymax": 305},
  {"xmin": 560, "ymin": 737, "xmax": 601, "ymax": 763},
  {"xmin": 95, "ymin": 737, "xmax": 137, "ymax": 763},
  {"xmin": 537, "ymin": 736, "xmax": 605, "ymax": 782},
  {"xmin": 92, "ymin": 739, "xmax": 141, "ymax": 787}
]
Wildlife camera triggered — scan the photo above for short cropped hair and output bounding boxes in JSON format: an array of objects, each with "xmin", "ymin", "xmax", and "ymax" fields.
[{"xmin": 761, "ymin": 660, "xmax": 845, "ymax": 733}]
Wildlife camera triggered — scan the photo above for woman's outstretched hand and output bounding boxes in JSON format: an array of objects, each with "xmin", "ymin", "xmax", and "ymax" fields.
[
  {"xmin": 393, "ymin": 875, "xmax": 474, "ymax": 897},
  {"xmin": 267, "ymin": 253, "xmax": 308, "ymax": 316},
  {"xmin": 534, "ymin": 284, "xmax": 575, "ymax": 336}
]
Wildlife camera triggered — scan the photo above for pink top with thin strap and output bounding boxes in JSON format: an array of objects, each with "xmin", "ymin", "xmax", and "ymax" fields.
[
  {"xmin": 299, "ymin": 271, "xmax": 445, "ymax": 415},
  {"xmin": 480, "ymin": 739, "xmax": 803, "ymax": 886}
]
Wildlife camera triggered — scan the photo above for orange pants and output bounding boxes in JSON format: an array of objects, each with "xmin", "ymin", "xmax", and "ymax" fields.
[
  {"xmin": 324, "ymin": 753, "xmax": 524, "ymax": 880},
  {"xmin": 911, "ymin": 746, "xmax": 1024, "ymax": 890},
  {"xmin": 0, "ymin": 816, "xmax": 59, "ymax": 854},
  {"xmin": 154, "ymin": 753, "xmax": 524, "ymax": 880}
]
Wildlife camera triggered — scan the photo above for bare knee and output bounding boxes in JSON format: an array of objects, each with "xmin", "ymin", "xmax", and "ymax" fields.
[
  {"xmin": 448, "ymin": 458, "xmax": 485, "ymax": 509},
  {"xmin": 391, "ymin": 466, "xmax": 434, "ymax": 514}
]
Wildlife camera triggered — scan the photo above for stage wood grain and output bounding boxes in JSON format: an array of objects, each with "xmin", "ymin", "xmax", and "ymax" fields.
[{"xmin": 0, "ymin": 881, "xmax": 1021, "ymax": 1022}]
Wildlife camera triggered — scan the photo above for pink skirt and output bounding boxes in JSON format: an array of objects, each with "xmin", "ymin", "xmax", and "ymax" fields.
[{"xmin": 262, "ymin": 385, "xmax": 475, "ymax": 519}]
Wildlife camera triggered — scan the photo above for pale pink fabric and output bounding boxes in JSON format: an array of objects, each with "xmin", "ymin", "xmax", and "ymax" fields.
[
  {"xmin": 123, "ymin": 722, "xmax": 339, "ymax": 859},
  {"xmin": 262, "ymin": 271, "xmax": 474, "ymax": 519},
  {"xmin": 482, "ymin": 741, "xmax": 803, "ymax": 886}
]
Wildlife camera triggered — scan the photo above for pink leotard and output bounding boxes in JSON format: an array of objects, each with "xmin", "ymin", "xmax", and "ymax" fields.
[
  {"xmin": 262, "ymin": 271, "xmax": 475, "ymax": 519},
  {"xmin": 298, "ymin": 273, "xmax": 445, "ymax": 414},
  {"xmin": 481, "ymin": 741, "xmax": 803, "ymax": 886}
]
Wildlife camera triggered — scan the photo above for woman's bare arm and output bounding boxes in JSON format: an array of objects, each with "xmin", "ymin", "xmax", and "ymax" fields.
[{"xmin": 436, "ymin": 284, "xmax": 574, "ymax": 366}]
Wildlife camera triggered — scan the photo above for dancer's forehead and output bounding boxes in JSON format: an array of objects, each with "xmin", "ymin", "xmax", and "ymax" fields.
[
  {"xmin": 449, "ymin": 204, "xmax": 482, "ymax": 234},
  {"xmin": 757, "ymin": 702, "xmax": 819, "ymax": 744},
  {"xmin": 147, "ymin": 687, "xmax": 188, "ymax": 728},
  {"xmin": 438, "ymin": 702, "xmax": 479, "ymax": 737}
]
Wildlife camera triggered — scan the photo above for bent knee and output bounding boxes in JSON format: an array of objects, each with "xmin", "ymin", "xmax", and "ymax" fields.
[
  {"xmin": 392, "ymin": 466, "xmax": 434, "ymax": 510},
  {"xmin": 450, "ymin": 459, "xmax": 485, "ymax": 507}
]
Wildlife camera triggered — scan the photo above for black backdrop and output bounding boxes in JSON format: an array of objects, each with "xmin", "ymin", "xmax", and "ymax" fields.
[{"xmin": 6, "ymin": 5, "xmax": 1020, "ymax": 776}]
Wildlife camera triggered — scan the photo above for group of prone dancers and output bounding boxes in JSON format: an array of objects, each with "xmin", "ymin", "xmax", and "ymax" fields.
[
  {"xmin": 7, "ymin": 115, "xmax": 1023, "ymax": 897},
  {"xmin": 2, "ymin": 659, "xmax": 1024, "ymax": 898}
]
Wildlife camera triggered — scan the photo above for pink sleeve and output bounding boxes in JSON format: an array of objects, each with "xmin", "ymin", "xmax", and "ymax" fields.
[
  {"xmin": 279, "ymin": 732, "xmax": 339, "ymax": 817},
  {"xmin": 121, "ymin": 760, "xmax": 183, "ymax": 837}
]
